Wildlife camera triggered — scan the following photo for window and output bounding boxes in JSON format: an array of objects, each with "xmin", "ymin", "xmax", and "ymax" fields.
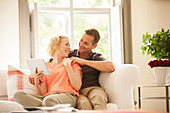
[{"xmin": 30, "ymin": 0, "xmax": 124, "ymax": 65}]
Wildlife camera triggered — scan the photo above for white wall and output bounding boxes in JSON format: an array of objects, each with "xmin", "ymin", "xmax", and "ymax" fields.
[
  {"xmin": 0, "ymin": 0, "xmax": 19, "ymax": 69},
  {"xmin": 131, "ymin": 0, "xmax": 170, "ymax": 111},
  {"xmin": 1, "ymin": 0, "xmax": 170, "ymax": 111}
]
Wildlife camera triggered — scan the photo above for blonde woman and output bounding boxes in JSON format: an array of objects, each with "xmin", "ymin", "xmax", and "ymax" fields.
[{"xmin": 14, "ymin": 35, "xmax": 82, "ymax": 107}]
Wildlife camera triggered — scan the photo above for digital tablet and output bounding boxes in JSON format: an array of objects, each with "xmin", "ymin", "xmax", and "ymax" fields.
[{"xmin": 26, "ymin": 58, "xmax": 50, "ymax": 76}]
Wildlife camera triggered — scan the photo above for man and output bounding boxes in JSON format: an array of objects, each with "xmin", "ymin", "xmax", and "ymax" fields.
[{"xmin": 69, "ymin": 28, "xmax": 115, "ymax": 110}]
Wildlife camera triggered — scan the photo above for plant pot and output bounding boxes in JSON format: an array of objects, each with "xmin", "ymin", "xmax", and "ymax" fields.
[{"xmin": 152, "ymin": 67, "xmax": 170, "ymax": 86}]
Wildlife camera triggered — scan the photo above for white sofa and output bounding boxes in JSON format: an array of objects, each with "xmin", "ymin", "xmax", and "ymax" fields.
[
  {"xmin": 99, "ymin": 64, "xmax": 140, "ymax": 110},
  {"xmin": 0, "ymin": 64, "xmax": 140, "ymax": 112}
]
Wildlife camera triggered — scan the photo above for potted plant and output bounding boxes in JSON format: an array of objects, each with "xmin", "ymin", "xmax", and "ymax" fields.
[{"xmin": 141, "ymin": 28, "xmax": 170, "ymax": 86}]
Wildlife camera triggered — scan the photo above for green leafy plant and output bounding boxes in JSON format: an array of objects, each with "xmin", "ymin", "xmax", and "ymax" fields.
[{"xmin": 141, "ymin": 28, "xmax": 170, "ymax": 60}]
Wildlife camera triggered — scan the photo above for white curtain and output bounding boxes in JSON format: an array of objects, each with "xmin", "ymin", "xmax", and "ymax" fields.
[
  {"xmin": 19, "ymin": 0, "xmax": 31, "ymax": 68},
  {"xmin": 111, "ymin": 5, "xmax": 124, "ymax": 65},
  {"xmin": 112, "ymin": 0, "xmax": 133, "ymax": 64}
]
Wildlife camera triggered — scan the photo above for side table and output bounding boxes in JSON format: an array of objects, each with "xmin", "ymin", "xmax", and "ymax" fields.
[{"xmin": 138, "ymin": 85, "xmax": 170, "ymax": 112}]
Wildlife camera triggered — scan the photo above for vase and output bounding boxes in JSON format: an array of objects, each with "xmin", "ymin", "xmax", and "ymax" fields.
[{"xmin": 152, "ymin": 67, "xmax": 170, "ymax": 86}]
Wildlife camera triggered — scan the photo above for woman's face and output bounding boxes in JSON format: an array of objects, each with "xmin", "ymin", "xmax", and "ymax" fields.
[{"xmin": 57, "ymin": 37, "xmax": 71, "ymax": 58}]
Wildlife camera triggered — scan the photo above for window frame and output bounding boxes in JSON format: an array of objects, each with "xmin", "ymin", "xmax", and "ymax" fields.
[{"xmin": 30, "ymin": 0, "xmax": 124, "ymax": 65}]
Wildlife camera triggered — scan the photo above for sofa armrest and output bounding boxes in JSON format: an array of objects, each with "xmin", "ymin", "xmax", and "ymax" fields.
[
  {"xmin": 0, "ymin": 70, "xmax": 8, "ymax": 100},
  {"xmin": 99, "ymin": 64, "xmax": 140, "ymax": 110}
]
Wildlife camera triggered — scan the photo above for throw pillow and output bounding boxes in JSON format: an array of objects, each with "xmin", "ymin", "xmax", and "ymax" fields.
[{"xmin": 7, "ymin": 65, "xmax": 36, "ymax": 101}]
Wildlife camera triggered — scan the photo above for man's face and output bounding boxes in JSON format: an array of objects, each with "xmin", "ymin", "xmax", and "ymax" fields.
[{"xmin": 78, "ymin": 33, "xmax": 96, "ymax": 55}]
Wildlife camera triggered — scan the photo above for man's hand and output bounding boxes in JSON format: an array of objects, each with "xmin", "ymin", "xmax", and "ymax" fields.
[
  {"xmin": 71, "ymin": 57, "xmax": 115, "ymax": 72},
  {"xmin": 71, "ymin": 57, "xmax": 86, "ymax": 65}
]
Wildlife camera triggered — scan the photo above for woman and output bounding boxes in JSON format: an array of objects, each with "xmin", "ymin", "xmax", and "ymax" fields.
[{"xmin": 14, "ymin": 35, "xmax": 82, "ymax": 107}]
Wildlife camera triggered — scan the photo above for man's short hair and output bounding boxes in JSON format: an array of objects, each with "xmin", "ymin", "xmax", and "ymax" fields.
[{"xmin": 85, "ymin": 28, "xmax": 100, "ymax": 45}]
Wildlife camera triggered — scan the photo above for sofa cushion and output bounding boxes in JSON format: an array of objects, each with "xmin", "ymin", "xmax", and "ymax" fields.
[{"xmin": 7, "ymin": 65, "xmax": 36, "ymax": 101}]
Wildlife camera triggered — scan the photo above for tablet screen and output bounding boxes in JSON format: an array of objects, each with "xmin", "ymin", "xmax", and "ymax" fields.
[{"xmin": 26, "ymin": 58, "xmax": 50, "ymax": 76}]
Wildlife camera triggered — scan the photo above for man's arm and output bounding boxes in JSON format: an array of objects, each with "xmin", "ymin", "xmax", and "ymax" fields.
[{"xmin": 71, "ymin": 57, "xmax": 115, "ymax": 72}]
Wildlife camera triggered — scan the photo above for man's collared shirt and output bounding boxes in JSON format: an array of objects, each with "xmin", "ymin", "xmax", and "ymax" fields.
[{"xmin": 68, "ymin": 49, "xmax": 106, "ymax": 89}]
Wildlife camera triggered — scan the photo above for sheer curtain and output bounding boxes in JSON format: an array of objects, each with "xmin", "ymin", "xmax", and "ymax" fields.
[
  {"xmin": 19, "ymin": 0, "xmax": 31, "ymax": 68},
  {"xmin": 111, "ymin": 0, "xmax": 133, "ymax": 65}
]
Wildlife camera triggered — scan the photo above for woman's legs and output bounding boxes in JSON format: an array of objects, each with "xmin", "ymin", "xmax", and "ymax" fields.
[
  {"xmin": 13, "ymin": 90, "xmax": 44, "ymax": 107},
  {"xmin": 42, "ymin": 92, "xmax": 77, "ymax": 107},
  {"xmin": 14, "ymin": 91, "xmax": 77, "ymax": 107}
]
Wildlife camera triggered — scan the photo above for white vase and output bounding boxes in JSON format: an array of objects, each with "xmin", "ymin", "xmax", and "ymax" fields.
[{"xmin": 152, "ymin": 67, "xmax": 170, "ymax": 86}]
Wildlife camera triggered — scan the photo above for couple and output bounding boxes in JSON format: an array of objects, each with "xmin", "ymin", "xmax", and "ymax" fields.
[{"xmin": 14, "ymin": 28, "xmax": 115, "ymax": 110}]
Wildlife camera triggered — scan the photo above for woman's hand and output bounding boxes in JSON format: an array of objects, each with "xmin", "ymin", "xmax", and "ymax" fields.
[
  {"xmin": 29, "ymin": 67, "xmax": 43, "ymax": 85},
  {"xmin": 29, "ymin": 67, "xmax": 47, "ymax": 95},
  {"xmin": 34, "ymin": 67, "xmax": 44, "ymax": 85},
  {"xmin": 29, "ymin": 75, "xmax": 35, "ymax": 85},
  {"xmin": 62, "ymin": 58, "xmax": 72, "ymax": 67}
]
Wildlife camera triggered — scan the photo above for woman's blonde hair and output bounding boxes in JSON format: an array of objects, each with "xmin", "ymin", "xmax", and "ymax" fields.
[{"xmin": 48, "ymin": 35, "xmax": 68, "ymax": 57}]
